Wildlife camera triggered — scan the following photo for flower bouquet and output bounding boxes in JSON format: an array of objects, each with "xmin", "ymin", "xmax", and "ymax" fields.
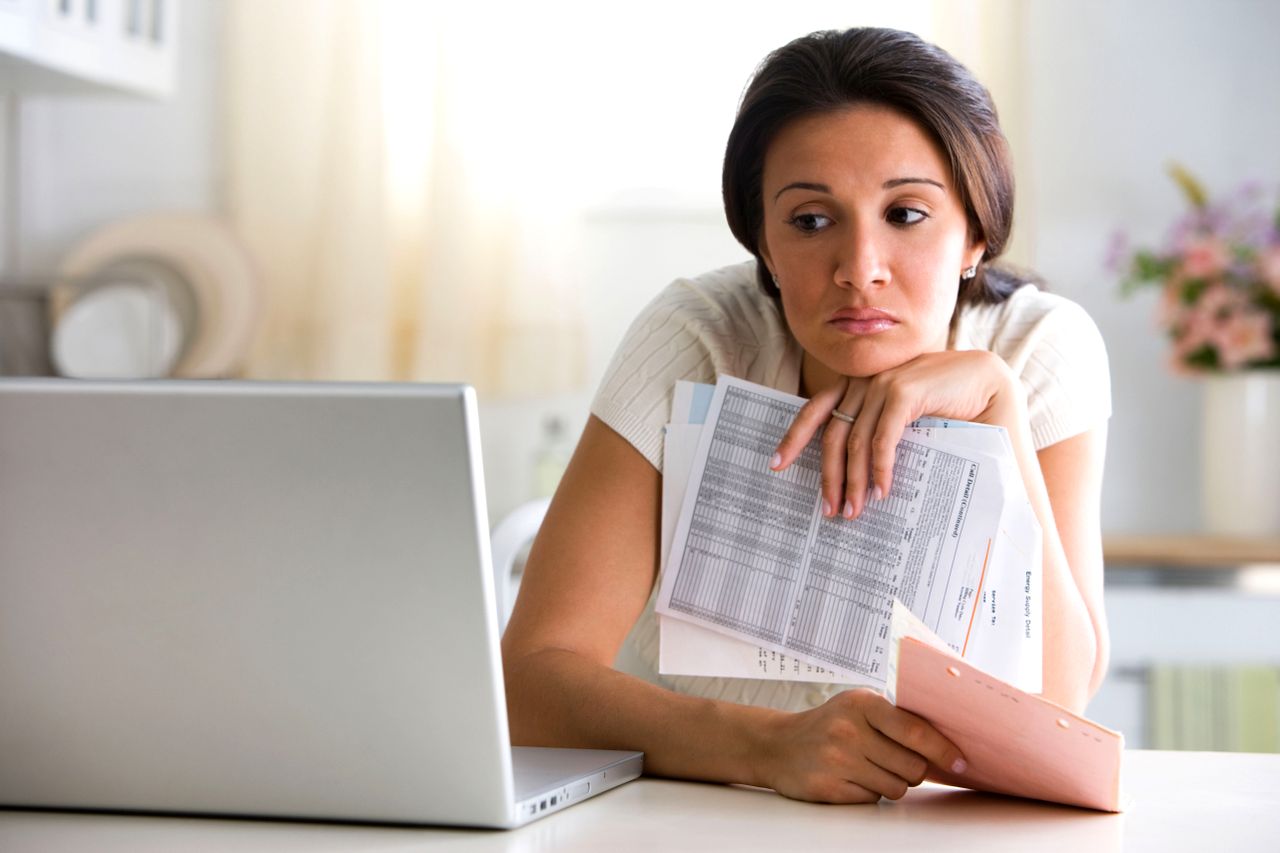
[{"xmin": 1114, "ymin": 165, "xmax": 1280, "ymax": 372}]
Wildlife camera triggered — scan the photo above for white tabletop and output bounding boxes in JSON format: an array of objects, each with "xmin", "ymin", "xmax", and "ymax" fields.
[{"xmin": 2, "ymin": 750, "xmax": 1277, "ymax": 852}]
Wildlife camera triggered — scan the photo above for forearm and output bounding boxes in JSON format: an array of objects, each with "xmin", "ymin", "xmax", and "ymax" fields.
[{"xmin": 504, "ymin": 648, "xmax": 779, "ymax": 785}]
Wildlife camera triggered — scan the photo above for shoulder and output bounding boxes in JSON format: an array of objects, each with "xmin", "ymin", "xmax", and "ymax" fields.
[
  {"xmin": 957, "ymin": 285, "xmax": 1111, "ymax": 449},
  {"xmin": 591, "ymin": 260, "xmax": 795, "ymax": 469},
  {"xmin": 956, "ymin": 285, "xmax": 1098, "ymax": 358},
  {"xmin": 608, "ymin": 260, "xmax": 794, "ymax": 382},
  {"xmin": 637, "ymin": 260, "xmax": 787, "ymax": 346}
]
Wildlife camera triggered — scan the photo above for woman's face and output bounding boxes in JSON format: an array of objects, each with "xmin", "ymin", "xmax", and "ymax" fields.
[{"xmin": 758, "ymin": 104, "xmax": 985, "ymax": 382}]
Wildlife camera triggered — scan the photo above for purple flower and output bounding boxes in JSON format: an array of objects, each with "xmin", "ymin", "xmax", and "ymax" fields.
[
  {"xmin": 1117, "ymin": 171, "xmax": 1280, "ymax": 373},
  {"xmin": 1104, "ymin": 230, "xmax": 1130, "ymax": 274}
]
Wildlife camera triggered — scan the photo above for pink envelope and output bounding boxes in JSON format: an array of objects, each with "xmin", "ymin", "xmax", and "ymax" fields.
[{"xmin": 895, "ymin": 637, "xmax": 1124, "ymax": 812}]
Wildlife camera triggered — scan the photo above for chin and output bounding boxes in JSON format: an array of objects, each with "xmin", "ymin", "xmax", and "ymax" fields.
[{"xmin": 824, "ymin": 341, "xmax": 920, "ymax": 378}]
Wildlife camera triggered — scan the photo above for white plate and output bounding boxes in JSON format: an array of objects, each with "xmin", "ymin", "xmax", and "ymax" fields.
[
  {"xmin": 51, "ymin": 283, "xmax": 184, "ymax": 379},
  {"xmin": 56, "ymin": 214, "xmax": 259, "ymax": 378}
]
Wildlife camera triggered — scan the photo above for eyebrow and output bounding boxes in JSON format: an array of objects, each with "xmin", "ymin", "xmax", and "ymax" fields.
[
  {"xmin": 773, "ymin": 181, "xmax": 830, "ymax": 201},
  {"xmin": 883, "ymin": 177, "xmax": 945, "ymax": 191},
  {"xmin": 773, "ymin": 177, "xmax": 945, "ymax": 201}
]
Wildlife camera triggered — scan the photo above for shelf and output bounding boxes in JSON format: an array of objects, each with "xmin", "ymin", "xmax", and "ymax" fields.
[
  {"xmin": 1104, "ymin": 534, "xmax": 1280, "ymax": 569},
  {"xmin": 0, "ymin": 0, "xmax": 176, "ymax": 98}
]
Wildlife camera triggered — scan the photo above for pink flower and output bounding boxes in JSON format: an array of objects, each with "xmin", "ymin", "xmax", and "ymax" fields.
[
  {"xmin": 1198, "ymin": 281, "xmax": 1243, "ymax": 318},
  {"xmin": 1173, "ymin": 282, "xmax": 1238, "ymax": 340},
  {"xmin": 1212, "ymin": 308, "xmax": 1276, "ymax": 369},
  {"xmin": 1179, "ymin": 236, "xmax": 1231, "ymax": 280},
  {"xmin": 1157, "ymin": 281, "xmax": 1188, "ymax": 330},
  {"xmin": 1170, "ymin": 293, "xmax": 1221, "ymax": 362},
  {"xmin": 1258, "ymin": 245, "xmax": 1280, "ymax": 296}
]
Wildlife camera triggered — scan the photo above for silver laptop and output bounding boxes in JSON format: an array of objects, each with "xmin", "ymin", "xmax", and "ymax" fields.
[{"xmin": 0, "ymin": 378, "xmax": 641, "ymax": 828}]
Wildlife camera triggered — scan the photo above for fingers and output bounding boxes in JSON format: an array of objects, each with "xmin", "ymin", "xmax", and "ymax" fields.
[
  {"xmin": 820, "ymin": 383, "xmax": 866, "ymax": 517},
  {"xmin": 866, "ymin": 699, "xmax": 967, "ymax": 778},
  {"xmin": 841, "ymin": 390, "xmax": 883, "ymax": 518},
  {"xmin": 779, "ymin": 776, "xmax": 887, "ymax": 805},
  {"xmin": 845, "ymin": 756, "xmax": 914, "ymax": 802},
  {"xmin": 815, "ymin": 693, "xmax": 941, "ymax": 801},
  {"xmin": 821, "ymin": 414, "xmax": 852, "ymax": 518},
  {"xmin": 842, "ymin": 379, "xmax": 920, "ymax": 518},
  {"xmin": 864, "ymin": 389, "xmax": 915, "ymax": 508},
  {"xmin": 768, "ymin": 689, "xmax": 958, "ymax": 804},
  {"xmin": 861, "ymin": 726, "xmax": 931, "ymax": 788},
  {"xmin": 771, "ymin": 380, "xmax": 848, "ymax": 473}
]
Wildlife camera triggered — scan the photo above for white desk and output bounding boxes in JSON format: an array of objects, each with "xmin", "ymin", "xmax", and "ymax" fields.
[{"xmin": 1, "ymin": 750, "xmax": 1276, "ymax": 851}]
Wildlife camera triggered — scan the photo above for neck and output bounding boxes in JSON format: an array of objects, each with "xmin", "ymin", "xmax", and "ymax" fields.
[{"xmin": 798, "ymin": 353, "xmax": 843, "ymax": 399}]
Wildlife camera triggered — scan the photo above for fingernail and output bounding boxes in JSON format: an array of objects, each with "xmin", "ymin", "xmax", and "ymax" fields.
[
  {"xmin": 873, "ymin": 485, "xmax": 884, "ymax": 502},
  {"xmin": 770, "ymin": 452, "xmax": 782, "ymax": 470},
  {"xmin": 822, "ymin": 499, "xmax": 832, "ymax": 516},
  {"xmin": 843, "ymin": 500, "xmax": 854, "ymax": 518},
  {"xmin": 951, "ymin": 758, "xmax": 967, "ymax": 774}
]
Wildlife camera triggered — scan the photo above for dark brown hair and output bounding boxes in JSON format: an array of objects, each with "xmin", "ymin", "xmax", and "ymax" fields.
[{"xmin": 722, "ymin": 27, "xmax": 1024, "ymax": 307}]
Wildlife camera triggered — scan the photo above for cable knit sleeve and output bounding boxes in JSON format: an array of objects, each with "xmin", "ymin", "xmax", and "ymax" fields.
[
  {"xmin": 590, "ymin": 261, "xmax": 797, "ymax": 471},
  {"xmin": 962, "ymin": 287, "xmax": 1112, "ymax": 450},
  {"xmin": 590, "ymin": 280, "xmax": 719, "ymax": 471}
]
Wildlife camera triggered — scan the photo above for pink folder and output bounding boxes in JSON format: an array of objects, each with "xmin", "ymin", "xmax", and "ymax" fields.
[{"xmin": 895, "ymin": 637, "xmax": 1124, "ymax": 811}]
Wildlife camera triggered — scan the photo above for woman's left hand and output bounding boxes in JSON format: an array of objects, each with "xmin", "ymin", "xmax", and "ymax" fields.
[{"xmin": 770, "ymin": 350, "xmax": 1023, "ymax": 519}]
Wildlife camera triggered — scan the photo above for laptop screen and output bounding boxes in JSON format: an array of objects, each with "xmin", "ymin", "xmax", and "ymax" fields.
[{"xmin": 0, "ymin": 379, "xmax": 516, "ymax": 824}]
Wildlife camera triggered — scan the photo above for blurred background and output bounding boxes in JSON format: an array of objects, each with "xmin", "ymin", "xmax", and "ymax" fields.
[{"xmin": 2, "ymin": 0, "xmax": 1278, "ymax": 750}]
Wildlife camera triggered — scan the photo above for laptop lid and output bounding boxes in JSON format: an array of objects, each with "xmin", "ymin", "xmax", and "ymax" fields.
[{"xmin": 0, "ymin": 379, "xmax": 522, "ymax": 825}]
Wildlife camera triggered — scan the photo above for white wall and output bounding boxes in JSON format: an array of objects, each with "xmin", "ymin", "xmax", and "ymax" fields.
[
  {"xmin": 8, "ymin": 0, "xmax": 223, "ymax": 279},
  {"xmin": 478, "ymin": 209, "xmax": 750, "ymax": 523},
  {"xmin": 1023, "ymin": 0, "xmax": 1280, "ymax": 533}
]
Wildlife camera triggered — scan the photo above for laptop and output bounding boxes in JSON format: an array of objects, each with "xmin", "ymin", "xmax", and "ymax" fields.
[{"xmin": 0, "ymin": 378, "xmax": 642, "ymax": 828}]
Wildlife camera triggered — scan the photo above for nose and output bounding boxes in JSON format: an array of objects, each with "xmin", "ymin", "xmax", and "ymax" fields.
[{"xmin": 833, "ymin": 223, "xmax": 889, "ymax": 289}]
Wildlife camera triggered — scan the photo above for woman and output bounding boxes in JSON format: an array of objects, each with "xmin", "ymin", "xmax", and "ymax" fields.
[{"xmin": 502, "ymin": 27, "xmax": 1110, "ymax": 805}]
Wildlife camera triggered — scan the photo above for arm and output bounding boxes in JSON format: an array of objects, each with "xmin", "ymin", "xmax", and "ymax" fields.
[
  {"xmin": 502, "ymin": 415, "xmax": 966, "ymax": 802},
  {"xmin": 995, "ymin": 391, "xmax": 1106, "ymax": 710},
  {"xmin": 772, "ymin": 351, "xmax": 1107, "ymax": 712},
  {"xmin": 1037, "ymin": 425, "xmax": 1110, "ymax": 700}
]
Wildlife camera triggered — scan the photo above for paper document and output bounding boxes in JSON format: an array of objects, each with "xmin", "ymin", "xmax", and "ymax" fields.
[
  {"xmin": 887, "ymin": 600, "xmax": 1123, "ymax": 812},
  {"xmin": 656, "ymin": 377, "xmax": 1041, "ymax": 691}
]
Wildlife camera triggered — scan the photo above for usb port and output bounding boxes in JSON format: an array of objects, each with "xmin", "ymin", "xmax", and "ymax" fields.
[
  {"xmin": 550, "ymin": 796, "xmax": 558, "ymax": 806},
  {"xmin": 540, "ymin": 799, "xmax": 547, "ymax": 810}
]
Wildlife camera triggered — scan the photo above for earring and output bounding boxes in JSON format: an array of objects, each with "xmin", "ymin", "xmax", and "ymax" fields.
[
  {"xmin": 771, "ymin": 272, "xmax": 779, "ymax": 287},
  {"xmin": 961, "ymin": 265, "xmax": 978, "ymax": 280}
]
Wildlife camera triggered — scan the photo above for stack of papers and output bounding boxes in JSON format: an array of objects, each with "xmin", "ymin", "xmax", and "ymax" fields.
[
  {"xmin": 656, "ymin": 376, "xmax": 1124, "ymax": 811},
  {"xmin": 656, "ymin": 376, "xmax": 1043, "ymax": 692}
]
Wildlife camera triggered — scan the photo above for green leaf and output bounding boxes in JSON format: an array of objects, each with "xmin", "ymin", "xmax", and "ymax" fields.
[
  {"xmin": 1183, "ymin": 344, "xmax": 1219, "ymax": 370},
  {"xmin": 1134, "ymin": 251, "xmax": 1176, "ymax": 280},
  {"xmin": 1181, "ymin": 278, "xmax": 1209, "ymax": 304}
]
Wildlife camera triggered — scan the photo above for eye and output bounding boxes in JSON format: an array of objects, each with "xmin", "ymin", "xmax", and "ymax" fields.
[
  {"xmin": 785, "ymin": 212, "xmax": 833, "ymax": 233},
  {"xmin": 887, "ymin": 207, "xmax": 928, "ymax": 226}
]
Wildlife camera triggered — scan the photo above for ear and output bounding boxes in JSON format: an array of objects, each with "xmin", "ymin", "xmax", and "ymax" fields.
[
  {"xmin": 758, "ymin": 240, "xmax": 775, "ymax": 279},
  {"xmin": 965, "ymin": 237, "xmax": 987, "ymax": 271}
]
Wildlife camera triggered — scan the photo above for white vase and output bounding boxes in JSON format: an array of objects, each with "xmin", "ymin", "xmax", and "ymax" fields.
[{"xmin": 1201, "ymin": 371, "xmax": 1280, "ymax": 536}]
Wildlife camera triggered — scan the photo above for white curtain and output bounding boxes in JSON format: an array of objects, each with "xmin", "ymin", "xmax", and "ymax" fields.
[
  {"xmin": 224, "ymin": 0, "xmax": 585, "ymax": 392},
  {"xmin": 933, "ymin": 0, "xmax": 1033, "ymax": 267},
  {"xmin": 223, "ymin": 0, "xmax": 1022, "ymax": 389}
]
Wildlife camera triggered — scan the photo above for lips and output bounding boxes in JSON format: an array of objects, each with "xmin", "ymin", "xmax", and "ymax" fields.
[{"xmin": 827, "ymin": 307, "xmax": 899, "ymax": 335}]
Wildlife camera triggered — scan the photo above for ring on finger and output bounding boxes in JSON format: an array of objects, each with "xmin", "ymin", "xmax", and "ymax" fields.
[{"xmin": 830, "ymin": 409, "xmax": 856, "ymax": 425}]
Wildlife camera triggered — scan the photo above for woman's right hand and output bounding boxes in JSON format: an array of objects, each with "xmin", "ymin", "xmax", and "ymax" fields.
[{"xmin": 759, "ymin": 688, "xmax": 966, "ymax": 803}]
